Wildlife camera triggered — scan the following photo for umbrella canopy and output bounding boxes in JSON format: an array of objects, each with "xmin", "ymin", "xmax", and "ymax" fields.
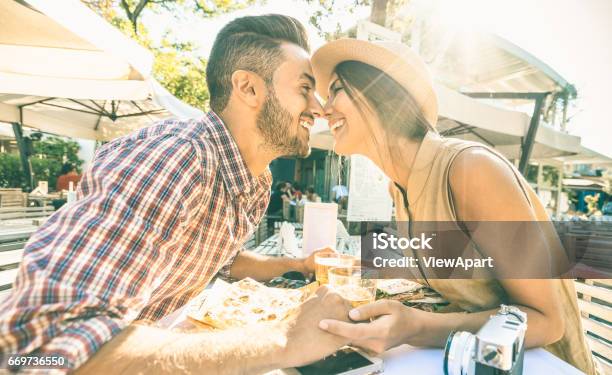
[
  {"xmin": 433, "ymin": 83, "xmax": 580, "ymax": 159},
  {"xmin": 0, "ymin": 93, "xmax": 168, "ymax": 141},
  {"xmin": 0, "ymin": 0, "xmax": 202, "ymax": 141},
  {"xmin": 0, "ymin": 0, "xmax": 152, "ymax": 96},
  {"xmin": 536, "ymin": 146, "xmax": 612, "ymax": 168}
]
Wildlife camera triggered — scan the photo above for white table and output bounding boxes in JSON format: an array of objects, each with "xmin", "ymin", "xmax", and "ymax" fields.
[{"xmin": 157, "ymin": 298, "xmax": 584, "ymax": 375}]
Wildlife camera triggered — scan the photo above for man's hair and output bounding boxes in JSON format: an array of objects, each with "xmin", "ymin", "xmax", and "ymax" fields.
[
  {"xmin": 61, "ymin": 163, "xmax": 75, "ymax": 175},
  {"xmin": 206, "ymin": 14, "xmax": 310, "ymax": 113},
  {"xmin": 275, "ymin": 181, "xmax": 287, "ymax": 191}
]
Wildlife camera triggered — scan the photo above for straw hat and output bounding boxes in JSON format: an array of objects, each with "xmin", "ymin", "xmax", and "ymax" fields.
[{"xmin": 311, "ymin": 38, "xmax": 438, "ymax": 127}]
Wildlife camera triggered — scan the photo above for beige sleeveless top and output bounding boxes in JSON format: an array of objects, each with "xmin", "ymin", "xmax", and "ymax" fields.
[{"xmin": 389, "ymin": 131, "xmax": 596, "ymax": 374}]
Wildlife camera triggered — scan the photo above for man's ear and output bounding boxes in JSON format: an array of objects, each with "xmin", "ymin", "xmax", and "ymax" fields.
[{"xmin": 230, "ymin": 70, "xmax": 267, "ymax": 108}]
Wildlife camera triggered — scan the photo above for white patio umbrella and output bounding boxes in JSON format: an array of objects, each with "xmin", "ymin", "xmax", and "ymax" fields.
[{"xmin": 0, "ymin": 0, "xmax": 203, "ymax": 142}]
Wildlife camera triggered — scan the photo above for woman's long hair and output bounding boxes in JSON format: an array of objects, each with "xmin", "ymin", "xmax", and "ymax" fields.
[{"xmin": 335, "ymin": 61, "xmax": 435, "ymax": 175}]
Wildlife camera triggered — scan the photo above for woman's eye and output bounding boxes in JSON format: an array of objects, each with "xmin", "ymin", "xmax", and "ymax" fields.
[{"xmin": 332, "ymin": 86, "xmax": 344, "ymax": 94}]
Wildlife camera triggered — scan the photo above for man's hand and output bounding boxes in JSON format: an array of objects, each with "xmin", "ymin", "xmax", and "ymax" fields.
[
  {"xmin": 319, "ymin": 300, "xmax": 425, "ymax": 355},
  {"xmin": 281, "ymin": 286, "xmax": 352, "ymax": 368},
  {"xmin": 300, "ymin": 247, "xmax": 335, "ymax": 277},
  {"xmin": 229, "ymin": 248, "xmax": 336, "ymax": 282}
]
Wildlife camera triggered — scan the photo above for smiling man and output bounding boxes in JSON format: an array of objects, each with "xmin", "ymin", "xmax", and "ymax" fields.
[{"xmin": 0, "ymin": 15, "xmax": 351, "ymax": 374}]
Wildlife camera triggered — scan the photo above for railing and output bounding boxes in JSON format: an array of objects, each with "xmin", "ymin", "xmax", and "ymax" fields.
[
  {"xmin": 0, "ymin": 225, "xmax": 35, "ymax": 302},
  {"xmin": 575, "ymin": 279, "xmax": 612, "ymax": 373},
  {"xmin": 0, "ymin": 206, "xmax": 55, "ymax": 221},
  {"xmin": 0, "ymin": 188, "xmax": 27, "ymax": 208}
]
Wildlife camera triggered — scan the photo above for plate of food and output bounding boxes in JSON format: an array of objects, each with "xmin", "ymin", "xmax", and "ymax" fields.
[{"xmin": 187, "ymin": 278, "xmax": 316, "ymax": 329}]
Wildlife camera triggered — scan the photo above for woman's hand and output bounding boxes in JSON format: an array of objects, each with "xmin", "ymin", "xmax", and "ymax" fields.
[{"xmin": 318, "ymin": 300, "xmax": 426, "ymax": 354}]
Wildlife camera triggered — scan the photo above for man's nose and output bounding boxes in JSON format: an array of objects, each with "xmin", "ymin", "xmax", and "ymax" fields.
[{"xmin": 309, "ymin": 94, "xmax": 324, "ymax": 118}]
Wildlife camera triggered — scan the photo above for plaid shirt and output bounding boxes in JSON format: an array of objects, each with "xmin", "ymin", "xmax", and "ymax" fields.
[{"xmin": 0, "ymin": 112, "xmax": 271, "ymax": 370}]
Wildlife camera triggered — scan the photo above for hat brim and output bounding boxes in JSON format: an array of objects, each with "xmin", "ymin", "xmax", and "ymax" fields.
[{"xmin": 311, "ymin": 38, "xmax": 438, "ymax": 127}]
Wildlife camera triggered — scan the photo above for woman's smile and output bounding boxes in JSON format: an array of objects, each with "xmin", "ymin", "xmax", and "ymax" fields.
[{"xmin": 329, "ymin": 118, "xmax": 346, "ymax": 136}]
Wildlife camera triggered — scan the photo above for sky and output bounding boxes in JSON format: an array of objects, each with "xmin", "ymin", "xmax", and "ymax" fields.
[{"xmin": 143, "ymin": 0, "xmax": 611, "ymax": 158}]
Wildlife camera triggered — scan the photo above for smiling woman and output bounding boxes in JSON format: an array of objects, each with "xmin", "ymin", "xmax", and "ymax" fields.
[{"xmin": 312, "ymin": 38, "xmax": 598, "ymax": 375}]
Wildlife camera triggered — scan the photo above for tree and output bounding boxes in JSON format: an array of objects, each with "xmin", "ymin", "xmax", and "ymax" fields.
[
  {"xmin": 305, "ymin": 0, "xmax": 411, "ymax": 40},
  {"xmin": 0, "ymin": 154, "xmax": 24, "ymax": 189},
  {"xmin": 31, "ymin": 137, "xmax": 84, "ymax": 190},
  {"xmin": 153, "ymin": 40, "xmax": 210, "ymax": 109},
  {"xmin": 81, "ymin": 0, "xmax": 414, "ymax": 108},
  {"xmin": 83, "ymin": 0, "xmax": 263, "ymax": 35},
  {"xmin": 82, "ymin": 0, "xmax": 269, "ymax": 110},
  {"xmin": 82, "ymin": 0, "xmax": 225, "ymax": 109}
]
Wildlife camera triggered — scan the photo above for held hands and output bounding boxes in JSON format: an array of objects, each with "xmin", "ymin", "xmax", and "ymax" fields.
[
  {"xmin": 281, "ymin": 286, "xmax": 352, "ymax": 368},
  {"xmin": 319, "ymin": 300, "xmax": 426, "ymax": 355},
  {"xmin": 295, "ymin": 250, "xmax": 427, "ymax": 357}
]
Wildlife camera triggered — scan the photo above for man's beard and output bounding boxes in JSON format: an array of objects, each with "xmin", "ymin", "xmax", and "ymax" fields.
[{"xmin": 256, "ymin": 88, "xmax": 310, "ymax": 157}]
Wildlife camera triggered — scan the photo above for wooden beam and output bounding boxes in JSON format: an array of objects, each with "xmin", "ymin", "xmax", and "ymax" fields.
[
  {"xmin": 586, "ymin": 336, "xmax": 612, "ymax": 362},
  {"xmin": 577, "ymin": 298, "xmax": 612, "ymax": 322},
  {"xmin": 0, "ymin": 249, "xmax": 24, "ymax": 268},
  {"xmin": 582, "ymin": 317, "xmax": 612, "ymax": 342},
  {"xmin": 0, "ymin": 268, "xmax": 18, "ymax": 289},
  {"xmin": 575, "ymin": 281, "xmax": 612, "ymax": 304}
]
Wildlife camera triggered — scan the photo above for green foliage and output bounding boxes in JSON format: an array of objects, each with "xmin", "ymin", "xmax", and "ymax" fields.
[
  {"xmin": 153, "ymin": 41, "xmax": 209, "ymax": 110},
  {"xmin": 84, "ymin": 0, "xmax": 263, "ymax": 31},
  {"xmin": 32, "ymin": 137, "xmax": 82, "ymax": 167},
  {"xmin": 525, "ymin": 164, "xmax": 538, "ymax": 183},
  {"xmin": 81, "ymin": 0, "xmax": 265, "ymax": 110},
  {"xmin": 525, "ymin": 164, "xmax": 560, "ymax": 187},
  {"xmin": 30, "ymin": 158, "xmax": 63, "ymax": 191},
  {"xmin": 305, "ymin": 0, "xmax": 372, "ymax": 39},
  {"xmin": 542, "ymin": 165, "xmax": 559, "ymax": 187},
  {"xmin": 0, "ymin": 154, "xmax": 25, "ymax": 188},
  {"xmin": 0, "ymin": 137, "xmax": 83, "ymax": 189},
  {"xmin": 31, "ymin": 137, "xmax": 83, "ymax": 189}
]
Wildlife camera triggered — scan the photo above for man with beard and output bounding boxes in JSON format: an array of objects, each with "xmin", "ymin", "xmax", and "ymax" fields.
[{"xmin": 0, "ymin": 15, "xmax": 352, "ymax": 373}]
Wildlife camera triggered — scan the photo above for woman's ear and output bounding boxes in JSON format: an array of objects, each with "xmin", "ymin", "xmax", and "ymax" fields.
[{"xmin": 230, "ymin": 70, "xmax": 267, "ymax": 108}]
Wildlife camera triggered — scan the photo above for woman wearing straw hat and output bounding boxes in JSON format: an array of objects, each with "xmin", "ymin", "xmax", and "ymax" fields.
[{"xmin": 312, "ymin": 39, "xmax": 596, "ymax": 374}]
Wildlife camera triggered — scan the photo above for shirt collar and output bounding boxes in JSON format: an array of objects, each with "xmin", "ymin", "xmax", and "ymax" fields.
[
  {"xmin": 204, "ymin": 111, "xmax": 271, "ymax": 197},
  {"xmin": 406, "ymin": 131, "xmax": 444, "ymax": 205}
]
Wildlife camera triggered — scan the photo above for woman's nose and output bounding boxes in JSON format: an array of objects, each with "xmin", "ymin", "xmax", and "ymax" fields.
[{"xmin": 323, "ymin": 98, "xmax": 334, "ymax": 118}]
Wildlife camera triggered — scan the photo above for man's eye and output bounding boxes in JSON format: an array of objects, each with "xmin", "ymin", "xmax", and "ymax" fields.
[{"xmin": 301, "ymin": 85, "xmax": 312, "ymax": 94}]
